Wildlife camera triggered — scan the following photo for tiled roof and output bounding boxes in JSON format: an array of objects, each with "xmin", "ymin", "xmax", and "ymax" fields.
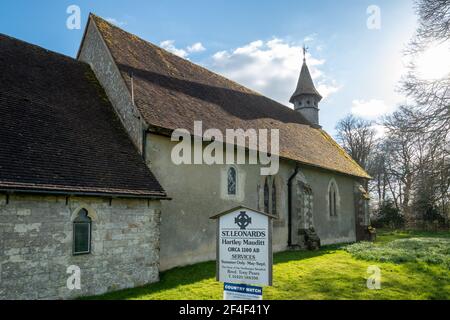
[
  {"xmin": 87, "ymin": 14, "xmax": 370, "ymax": 179},
  {"xmin": 0, "ymin": 34, "xmax": 167, "ymax": 198}
]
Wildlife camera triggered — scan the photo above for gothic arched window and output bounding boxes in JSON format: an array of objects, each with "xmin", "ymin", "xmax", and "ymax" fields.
[
  {"xmin": 73, "ymin": 209, "xmax": 92, "ymax": 255},
  {"xmin": 271, "ymin": 179, "xmax": 277, "ymax": 216},
  {"xmin": 264, "ymin": 178, "xmax": 270, "ymax": 213},
  {"xmin": 227, "ymin": 167, "xmax": 237, "ymax": 195},
  {"xmin": 328, "ymin": 181, "xmax": 338, "ymax": 217}
]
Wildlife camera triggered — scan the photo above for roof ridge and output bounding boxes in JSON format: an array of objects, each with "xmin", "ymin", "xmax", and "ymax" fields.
[
  {"xmin": 0, "ymin": 33, "xmax": 84, "ymax": 64},
  {"xmin": 89, "ymin": 15, "xmax": 259, "ymax": 92}
]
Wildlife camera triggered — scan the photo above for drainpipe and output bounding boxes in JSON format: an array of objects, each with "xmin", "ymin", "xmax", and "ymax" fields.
[{"xmin": 287, "ymin": 165, "xmax": 299, "ymax": 247}]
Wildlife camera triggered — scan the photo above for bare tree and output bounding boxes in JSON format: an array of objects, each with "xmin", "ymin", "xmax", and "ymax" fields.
[
  {"xmin": 412, "ymin": 133, "xmax": 450, "ymax": 225},
  {"xmin": 335, "ymin": 0, "xmax": 450, "ymax": 229},
  {"xmin": 370, "ymin": 142, "xmax": 390, "ymax": 207},
  {"xmin": 402, "ymin": 0, "xmax": 450, "ymax": 141},
  {"xmin": 371, "ymin": 106, "xmax": 450, "ymax": 227},
  {"xmin": 335, "ymin": 115, "xmax": 377, "ymax": 171},
  {"xmin": 415, "ymin": 0, "xmax": 450, "ymax": 42},
  {"xmin": 335, "ymin": 109, "xmax": 449, "ymax": 228},
  {"xmin": 396, "ymin": 0, "xmax": 450, "ymax": 228}
]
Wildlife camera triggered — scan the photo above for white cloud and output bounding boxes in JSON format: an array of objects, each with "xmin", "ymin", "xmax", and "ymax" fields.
[
  {"xmin": 105, "ymin": 17, "xmax": 127, "ymax": 27},
  {"xmin": 160, "ymin": 41, "xmax": 206, "ymax": 58},
  {"xmin": 351, "ymin": 99, "xmax": 394, "ymax": 119},
  {"xmin": 208, "ymin": 38, "xmax": 340, "ymax": 106},
  {"xmin": 317, "ymin": 80, "xmax": 342, "ymax": 99},
  {"xmin": 187, "ymin": 42, "xmax": 206, "ymax": 53},
  {"xmin": 160, "ymin": 40, "xmax": 189, "ymax": 58}
]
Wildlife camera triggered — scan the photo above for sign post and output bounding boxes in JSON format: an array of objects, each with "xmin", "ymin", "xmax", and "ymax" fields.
[{"xmin": 211, "ymin": 206, "xmax": 276, "ymax": 299}]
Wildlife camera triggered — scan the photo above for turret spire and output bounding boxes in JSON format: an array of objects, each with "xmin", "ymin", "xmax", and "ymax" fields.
[{"xmin": 290, "ymin": 49, "xmax": 322, "ymax": 128}]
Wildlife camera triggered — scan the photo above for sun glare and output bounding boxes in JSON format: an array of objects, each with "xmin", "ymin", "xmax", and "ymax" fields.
[{"xmin": 416, "ymin": 42, "xmax": 450, "ymax": 80}]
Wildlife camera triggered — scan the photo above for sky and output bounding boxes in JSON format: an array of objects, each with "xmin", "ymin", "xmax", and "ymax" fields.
[{"xmin": 0, "ymin": 0, "xmax": 419, "ymax": 135}]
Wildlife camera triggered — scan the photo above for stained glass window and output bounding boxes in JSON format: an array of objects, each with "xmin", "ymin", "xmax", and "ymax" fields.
[{"xmin": 227, "ymin": 167, "xmax": 237, "ymax": 195}]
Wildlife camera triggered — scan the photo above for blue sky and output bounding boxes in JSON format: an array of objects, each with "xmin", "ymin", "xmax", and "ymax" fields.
[{"xmin": 0, "ymin": 0, "xmax": 418, "ymax": 135}]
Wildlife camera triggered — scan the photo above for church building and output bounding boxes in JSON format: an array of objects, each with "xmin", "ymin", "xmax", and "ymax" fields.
[{"xmin": 0, "ymin": 14, "xmax": 371, "ymax": 299}]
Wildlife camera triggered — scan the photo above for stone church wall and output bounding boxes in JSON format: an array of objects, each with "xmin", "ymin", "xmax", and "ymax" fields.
[{"xmin": 0, "ymin": 194, "xmax": 161, "ymax": 299}]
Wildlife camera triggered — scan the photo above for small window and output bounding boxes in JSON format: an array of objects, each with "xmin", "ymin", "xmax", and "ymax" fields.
[
  {"xmin": 328, "ymin": 182, "xmax": 338, "ymax": 217},
  {"xmin": 333, "ymin": 192, "xmax": 337, "ymax": 215},
  {"xmin": 73, "ymin": 209, "xmax": 91, "ymax": 255},
  {"xmin": 328, "ymin": 189, "xmax": 332, "ymax": 216},
  {"xmin": 227, "ymin": 167, "xmax": 237, "ymax": 195},
  {"xmin": 264, "ymin": 178, "xmax": 270, "ymax": 213}
]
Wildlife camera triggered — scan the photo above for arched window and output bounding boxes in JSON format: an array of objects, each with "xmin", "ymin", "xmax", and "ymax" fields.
[
  {"xmin": 328, "ymin": 181, "xmax": 338, "ymax": 217},
  {"xmin": 264, "ymin": 178, "xmax": 270, "ymax": 213},
  {"xmin": 271, "ymin": 179, "xmax": 277, "ymax": 216},
  {"xmin": 227, "ymin": 167, "xmax": 237, "ymax": 195},
  {"xmin": 73, "ymin": 209, "xmax": 92, "ymax": 255}
]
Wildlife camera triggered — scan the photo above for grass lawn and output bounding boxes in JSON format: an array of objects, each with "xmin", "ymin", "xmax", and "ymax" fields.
[{"xmin": 86, "ymin": 229, "xmax": 450, "ymax": 300}]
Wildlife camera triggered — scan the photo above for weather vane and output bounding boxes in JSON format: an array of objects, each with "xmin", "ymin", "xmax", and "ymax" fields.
[{"xmin": 303, "ymin": 44, "xmax": 308, "ymax": 62}]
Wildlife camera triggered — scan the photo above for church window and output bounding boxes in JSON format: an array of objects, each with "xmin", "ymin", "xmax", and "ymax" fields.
[
  {"xmin": 328, "ymin": 181, "xmax": 339, "ymax": 217},
  {"xmin": 73, "ymin": 209, "xmax": 91, "ymax": 255},
  {"xmin": 227, "ymin": 167, "xmax": 237, "ymax": 195},
  {"xmin": 264, "ymin": 178, "xmax": 270, "ymax": 213}
]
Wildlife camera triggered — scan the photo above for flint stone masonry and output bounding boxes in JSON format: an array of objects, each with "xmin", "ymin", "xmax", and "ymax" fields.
[
  {"xmin": 78, "ymin": 19, "xmax": 145, "ymax": 153},
  {"xmin": 0, "ymin": 194, "xmax": 161, "ymax": 300}
]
